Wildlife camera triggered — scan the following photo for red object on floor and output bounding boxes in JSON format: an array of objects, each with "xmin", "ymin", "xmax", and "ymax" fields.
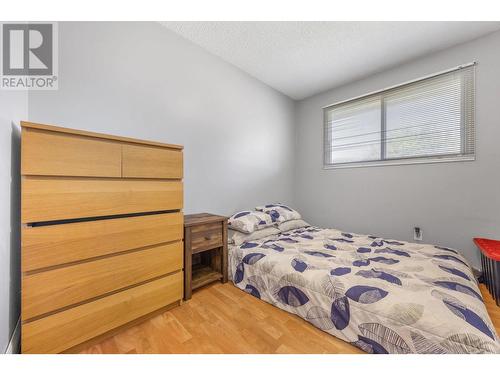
[
  {"xmin": 474, "ymin": 238, "xmax": 500, "ymax": 261},
  {"xmin": 475, "ymin": 237, "xmax": 500, "ymax": 306}
]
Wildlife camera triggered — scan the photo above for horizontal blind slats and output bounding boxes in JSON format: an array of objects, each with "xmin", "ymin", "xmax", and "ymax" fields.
[{"xmin": 324, "ymin": 65, "xmax": 475, "ymax": 166}]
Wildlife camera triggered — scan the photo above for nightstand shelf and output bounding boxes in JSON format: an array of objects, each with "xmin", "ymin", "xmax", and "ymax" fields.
[
  {"xmin": 192, "ymin": 264, "xmax": 223, "ymax": 290},
  {"xmin": 184, "ymin": 213, "xmax": 228, "ymax": 300}
]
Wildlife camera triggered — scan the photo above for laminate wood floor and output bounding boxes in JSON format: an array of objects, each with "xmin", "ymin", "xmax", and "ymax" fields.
[{"xmin": 80, "ymin": 283, "xmax": 500, "ymax": 354}]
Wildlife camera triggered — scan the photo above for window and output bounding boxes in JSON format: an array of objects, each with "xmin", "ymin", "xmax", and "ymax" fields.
[{"xmin": 323, "ymin": 64, "xmax": 475, "ymax": 168}]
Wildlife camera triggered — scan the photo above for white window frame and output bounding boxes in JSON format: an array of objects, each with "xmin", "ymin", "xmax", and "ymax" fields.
[{"xmin": 323, "ymin": 63, "xmax": 476, "ymax": 170}]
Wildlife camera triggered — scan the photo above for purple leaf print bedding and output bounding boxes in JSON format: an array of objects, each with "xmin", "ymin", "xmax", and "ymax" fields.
[{"xmin": 228, "ymin": 226, "xmax": 500, "ymax": 354}]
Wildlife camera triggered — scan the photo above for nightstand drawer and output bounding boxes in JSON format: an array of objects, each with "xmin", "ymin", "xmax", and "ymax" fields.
[{"xmin": 191, "ymin": 223, "xmax": 223, "ymax": 253}]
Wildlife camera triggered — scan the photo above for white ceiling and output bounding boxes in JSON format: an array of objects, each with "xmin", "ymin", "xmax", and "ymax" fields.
[{"xmin": 161, "ymin": 22, "xmax": 500, "ymax": 100}]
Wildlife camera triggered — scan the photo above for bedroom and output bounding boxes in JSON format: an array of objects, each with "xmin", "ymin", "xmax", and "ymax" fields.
[{"xmin": 1, "ymin": 0, "xmax": 500, "ymax": 372}]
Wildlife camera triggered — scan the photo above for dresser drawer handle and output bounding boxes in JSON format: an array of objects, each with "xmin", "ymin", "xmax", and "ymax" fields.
[{"xmin": 205, "ymin": 235, "xmax": 212, "ymax": 240}]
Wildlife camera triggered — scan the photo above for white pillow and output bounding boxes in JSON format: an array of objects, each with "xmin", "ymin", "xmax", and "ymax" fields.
[
  {"xmin": 228, "ymin": 226, "xmax": 281, "ymax": 246},
  {"xmin": 278, "ymin": 219, "xmax": 310, "ymax": 232},
  {"xmin": 228, "ymin": 210, "xmax": 274, "ymax": 233},
  {"xmin": 255, "ymin": 204, "xmax": 301, "ymax": 223}
]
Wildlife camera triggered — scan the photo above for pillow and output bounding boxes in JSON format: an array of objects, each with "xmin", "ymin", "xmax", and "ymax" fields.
[
  {"xmin": 228, "ymin": 226, "xmax": 281, "ymax": 246},
  {"xmin": 255, "ymin": 204, "xmax": 301, "ymax": 223},
  {"xmin": 228, "ymin": 210, "xmax": 274, "ymax": 233},
  {"xmin": 278, "ymin": 219, "xmax": 310, "ymax": 232}
]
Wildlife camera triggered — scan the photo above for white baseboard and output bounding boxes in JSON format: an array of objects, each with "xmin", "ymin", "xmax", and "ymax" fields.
[{"xmin": 5, "ymin": 318, "xmax": 20, "ymax": 354}]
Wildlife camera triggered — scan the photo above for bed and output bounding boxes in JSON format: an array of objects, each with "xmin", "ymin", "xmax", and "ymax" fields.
[{"xmin": 228, "ymin": 225, "xmax": 500, "ymax": 354}]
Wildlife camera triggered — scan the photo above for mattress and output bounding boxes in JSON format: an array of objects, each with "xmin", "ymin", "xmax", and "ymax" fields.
[{"xmin": 228, "ymin": 226, "xmax": 500, "ymax": 354}]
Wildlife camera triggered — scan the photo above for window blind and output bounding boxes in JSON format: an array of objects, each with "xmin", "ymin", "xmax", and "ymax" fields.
[{"xmin": 324, "ymin": 64, "xmax": 475, "ymax": 168}]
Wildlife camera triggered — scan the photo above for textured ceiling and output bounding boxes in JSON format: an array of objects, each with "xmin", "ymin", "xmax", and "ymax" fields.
[{"xmin": 161, "ymin": 22, "xmax": 500, "ymax": 100}]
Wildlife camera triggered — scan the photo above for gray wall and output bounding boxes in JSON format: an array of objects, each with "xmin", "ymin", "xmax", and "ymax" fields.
[
  {"xmin": 294, "ymin": 30, "xmax": 500, "ymax": 269},
  {"xmin": 28, "ymin": 22, "xmax": 296, "ymax": 216},
  {"xmin": 0, "ymin": 90, "xmax": 25, "ymax": 352}
]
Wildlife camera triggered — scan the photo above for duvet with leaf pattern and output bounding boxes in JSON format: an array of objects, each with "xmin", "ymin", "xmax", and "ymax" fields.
[{"xmin": 228, "ymin": 226, "xmax": 500, "ymax": 353}]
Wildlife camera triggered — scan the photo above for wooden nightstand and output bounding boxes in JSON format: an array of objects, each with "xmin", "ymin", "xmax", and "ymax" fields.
[{"xmin": 184, "ymin": 213, "xmax": 228, "ymax": 300}]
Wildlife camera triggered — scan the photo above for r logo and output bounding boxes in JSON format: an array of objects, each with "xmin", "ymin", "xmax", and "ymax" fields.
[{"xmin": 2, "ymin": 23, "xmax": 53, "ymax": 75}]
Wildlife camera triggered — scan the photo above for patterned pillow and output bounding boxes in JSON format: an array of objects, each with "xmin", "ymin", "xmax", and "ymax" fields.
[
  {"xmin": 278, "ymin": 219, "xmax": 309, "ymax": 232},
  {"xmin": 228, "ymin": 210, "xmax": 274, "ymax": 233},
  {"xmin": 255, "ymin": 204, "xmax": 301, "ymax": 223},
  {"xmin": 228, "ymin": 226, "xmax": 281, "ymax": 246}
]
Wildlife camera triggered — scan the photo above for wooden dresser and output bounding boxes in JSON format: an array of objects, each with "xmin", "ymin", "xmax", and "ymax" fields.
[{"xmin": 20, "ymin": 121, "xmax": 184, "ymax": 353}]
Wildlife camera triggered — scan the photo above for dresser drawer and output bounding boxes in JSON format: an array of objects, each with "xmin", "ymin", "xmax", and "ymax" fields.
[
  {"xmin": 190, "ymin": 222, "xmax": 223, "ymax": 253},
  {"xmin": 22, "ymin": 241, "xmax": 183, "ymax": 320},
  {"xmin": 22, "ymin": 177, "xmax": 183, "ymax": 223},
  {"xmin": 22, "ymin": 272, "xmax": 183, "ymax": 354},
  {"xmin": 122, "ymin": 144, "xmax": 183, "ymax": 179},
  {"xmin": 22, "ymin": 212, "xmax": 183, "ymax": 272},
  {"xmin": 21, "ymin": 127, "xmax": 122, "ymax": 177}
]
